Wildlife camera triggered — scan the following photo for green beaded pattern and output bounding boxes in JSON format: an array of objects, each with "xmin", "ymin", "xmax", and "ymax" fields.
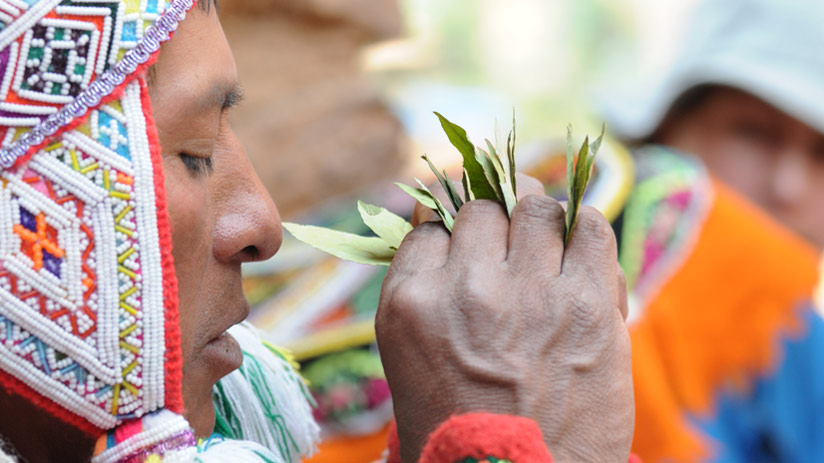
[{"xmin": 618, "ymin": 145, "xmax": 712, "ymax": 307}]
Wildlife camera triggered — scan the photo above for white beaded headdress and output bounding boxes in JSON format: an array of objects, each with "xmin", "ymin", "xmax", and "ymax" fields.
[{"xmin": 0, "ymin": 0, "xmax": 195, "ymax": 435}]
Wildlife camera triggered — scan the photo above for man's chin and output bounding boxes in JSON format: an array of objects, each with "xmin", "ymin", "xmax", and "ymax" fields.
[{"xmin": 181, "ymin": 335, "xmax": 243, "ymax": 438}]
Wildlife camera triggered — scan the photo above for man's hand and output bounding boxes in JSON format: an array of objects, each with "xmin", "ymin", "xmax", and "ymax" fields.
[{"xmin": 375, "ymin": 178, "xmax": 633, "ymax": 463}]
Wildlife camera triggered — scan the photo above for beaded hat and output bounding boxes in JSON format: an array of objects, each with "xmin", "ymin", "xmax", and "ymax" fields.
[{"xmin": 0, "ymin": 0, "xmax": 196, "ymax": 434}]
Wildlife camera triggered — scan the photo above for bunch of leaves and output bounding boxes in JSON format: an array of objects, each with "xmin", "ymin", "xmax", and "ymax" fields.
[{"xmin": 283, "ymin": 113, "xmax": 605, "ymax": 266}]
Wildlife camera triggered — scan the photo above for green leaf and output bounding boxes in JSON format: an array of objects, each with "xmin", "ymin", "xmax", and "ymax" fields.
[
  {"xmin": 508, "ymin": 111, "xmax": 517, "ymax": 196},
  {"xmin": 485, "ymin": 139, "xmax": 505, "ymax": 174},
  {"xmin": 566, "ymin": 125, "xmax": 575, "ymax": 205},
  {"xmin": 357, "ymin": 201, "xmax": 413, "ymax": 249},
  {"xmin": 475, "ymin": 147, "xmax": 504, "ymax": 202},
  {"xmin": 434, "ymin": 112, "xmax": 499, "ymax": 201},
  {"xmin": 500, "ymin": 180, "xmax": 517, "ymax": 217},
  {"xmin": 395, "ymin": 181, "xmax": 456, "ymax": 231},
  {"xmin": 461, "ymin": 168, "xmax": 472, "ymax": 202},
  {"xmin": 395, "ymin": 182, "xmax": 438, "ymax": 209},
  {"xmin": 486, "ymin": 139, "xmax": 516, "ymax": 216},
  {"xmin": 443, "ymin": 170, "xmax": 464, "ymax": 207},
  {"xmin": 574, "ymin": 137, "xmax": 591, "ymax": 197},
  {"xmin": 282, "ymin": 222, "xmax": 395, "ymax": 266},
  {"xmin": 566, "ymin": 136, "xmax": 589, "ymax": 244},
  {"xmin": 421, "ymin": 154, "xmax": 463, "ymax": 212},
  {"xmin": 414, "ymin": 178, "xmax": 455, "ymax": 231},
  {"xmin": 586, "ymin": 124, "xmax": 606, "ymax": 174},
  {"xmin": 564, "ymin": 126, "xmax": 604, "ymax": 244}
]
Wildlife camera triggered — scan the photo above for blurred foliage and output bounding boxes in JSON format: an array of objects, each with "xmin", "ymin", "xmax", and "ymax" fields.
[{"xmin": 364, "ymin": 0, "xmax": 696, "ymax": 155}]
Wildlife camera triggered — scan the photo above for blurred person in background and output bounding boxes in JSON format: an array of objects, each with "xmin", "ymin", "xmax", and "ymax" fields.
[
  {"xmin": 593, "ymin": 0, "xmax": 824, "ymax": 461},
  {"xmin": 604, "ymin": 0, "xmax": 824, "ymax": 248}
]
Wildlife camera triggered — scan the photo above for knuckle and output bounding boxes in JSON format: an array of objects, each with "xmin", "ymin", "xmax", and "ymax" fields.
[
  {"xmin": 572, "ymin": 207, "xmax": 617, "ymax": 253},
  {"xmin": 456, "ymin": 278, "xmax": 495, "ymax": 309},
  {"xmin": 516, "ymin": 194, "xmax": 564, "ymax": 221},
  {"xmin": 575, "ymin": 206, "xmax": 611, "ymax": 238},
  {"xmin": 459, "ymin": 199, "xmax": 505, "ymax": 217},
  {"xmin": 401, "ymin": 222, "xmax": 443, "ymax": 246},
  {"xmin": 616, "ymin": 266, "xmax": 628, "ymax": 288},
  {"xmin": 567, "ymin": 287, "xmax": 611, "ymax": 333},
  {"xmin": 378, "ymin": 280, "xmax": 434, "ymax": 331}
]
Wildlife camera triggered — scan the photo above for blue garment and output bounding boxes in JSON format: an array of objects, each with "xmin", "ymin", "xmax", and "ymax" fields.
[{"xmin": 692, "ymin": 308, "xmax": 824, "ymax": 463}]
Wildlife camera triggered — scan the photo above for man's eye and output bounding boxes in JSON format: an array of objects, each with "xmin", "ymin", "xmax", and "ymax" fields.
[{"xmin": 180, "ymin": 153, "xmax": 213, "ymax": 175}]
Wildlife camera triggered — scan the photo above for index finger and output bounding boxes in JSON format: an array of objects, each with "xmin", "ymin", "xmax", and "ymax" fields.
[
  {"xmin": 410, "ymin": 201, "xmax": 440, "ymax": 226},
  {"xmin": 392, "ymin": 221, "xmax": 451, "ymax": 273}
]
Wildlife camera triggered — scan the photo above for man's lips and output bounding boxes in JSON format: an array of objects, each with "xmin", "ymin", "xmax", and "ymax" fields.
[
  {"xmin": 203, "ymin": 331, "xmax": 243, "ymax": 376},
  {"xmin": 203, "ymin": 299, "xmax": 250, "ymax": 376}
]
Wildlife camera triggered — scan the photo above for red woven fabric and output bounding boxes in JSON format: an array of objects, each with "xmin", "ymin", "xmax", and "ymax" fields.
[
  {"xmin": 385, "ymin": 420, "xmax": 401, "ymax": 463},
  {"xmin": 386, "ymin": 413, "xmax": 643, "ymax": 462},
  {"xmin": 419, "ymin": 413, "xmax": 552, "ymax": 463}
]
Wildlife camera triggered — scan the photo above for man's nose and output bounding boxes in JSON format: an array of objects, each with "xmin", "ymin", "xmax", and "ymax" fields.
[
  {"xmin": 770, "ymin": 149, "xmax": 813, "ymax": 207},
  {"xmin": 212, "ymin": 136, "xmax": 282, "ymax": 265}
]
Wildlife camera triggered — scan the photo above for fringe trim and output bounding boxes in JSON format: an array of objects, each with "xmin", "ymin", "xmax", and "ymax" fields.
[
  {"xmin": 212, "ymin": 322, "xmax": 320, "ymax": 463},
  {"xmin": 195, "ymin": 436, "xmax": 286, "ymax": 463}
]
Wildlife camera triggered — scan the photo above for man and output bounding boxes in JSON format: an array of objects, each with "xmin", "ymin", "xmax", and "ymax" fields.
[
  {"xmin": 594, "ymin": 0, "xmax": 824, "ymax": 460},
  {"xmin": 0, "ymin": 1, "xmax": 633, "ymax": 462}
]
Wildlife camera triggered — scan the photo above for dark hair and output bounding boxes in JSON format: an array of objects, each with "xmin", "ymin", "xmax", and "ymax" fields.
[
  {"xmin": 665, "ymin": 85, "xmax": 720, "ymax": 122},
  {"xmin": 645, "ymin": 84, "xmax": 721, "ymax": 144}
]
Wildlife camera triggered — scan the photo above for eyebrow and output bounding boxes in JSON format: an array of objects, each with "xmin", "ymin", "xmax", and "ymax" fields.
[
  {"xmin": 222, "ymin": 83, "xmax": 244, "ymax": 110},
  {"xmin": 199, "ymin": 81, "xmax": 244, "ymax": 112}
]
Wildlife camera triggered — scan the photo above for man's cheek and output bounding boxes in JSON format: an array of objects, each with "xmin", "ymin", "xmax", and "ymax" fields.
[
  {"xmin": 164, "ymin": 181, "xmax": 211, "ymax": 352},
  {"xmin": 169, "ymin": 206, "xmax": 207, "ymax": 299},
  {"xmin": 165, "ymin": 178, "xmax": 210, "ymax": 270}
]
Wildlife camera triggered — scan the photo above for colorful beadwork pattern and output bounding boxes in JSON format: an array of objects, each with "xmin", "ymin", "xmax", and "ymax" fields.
[
  {"xmin": 619, "ymin": 145, "xmax": 714, "ymax": 320},
  {"xmin": 92, "ymin": 410, "xmax": 196, "ymax": 463},
  {"xmin": 0, "ymin": 0, "xmax": 193, "ymax": 433},
  {"xmin": 0, "ymin": 78, "xmax": 165, "ymax": 429},
  {"xmin": 0, "ymin": 0, "xmax": 195, "ymax": 167}
]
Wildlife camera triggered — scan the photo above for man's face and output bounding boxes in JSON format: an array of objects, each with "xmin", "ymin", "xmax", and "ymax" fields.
[
  {"xmin": 657, "ymin": 87, "xmax": 824, "ymax": 247},
  {"xmin": 148, "ymin": 7, "xmax": 282, "ymax": 436}
]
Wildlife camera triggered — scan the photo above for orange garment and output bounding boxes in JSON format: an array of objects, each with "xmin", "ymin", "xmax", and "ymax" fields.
[
  {"xmin": 630, "ymin": 181, "xmax": 820, "ymax": 462},
  {"xmin": 305, "ymin": 423, "xmax": 391, "ymax": 463}
]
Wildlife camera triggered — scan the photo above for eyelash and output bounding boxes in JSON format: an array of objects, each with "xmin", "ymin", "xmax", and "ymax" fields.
[{"xmin": 180, "ymin": 153, "xmax": 213, "ymax": 175}]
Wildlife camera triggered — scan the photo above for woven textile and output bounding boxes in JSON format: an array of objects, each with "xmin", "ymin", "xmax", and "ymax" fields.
[{"xmin": 0, "ymin": 0, "xmax": 195, "ymax": 434}]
